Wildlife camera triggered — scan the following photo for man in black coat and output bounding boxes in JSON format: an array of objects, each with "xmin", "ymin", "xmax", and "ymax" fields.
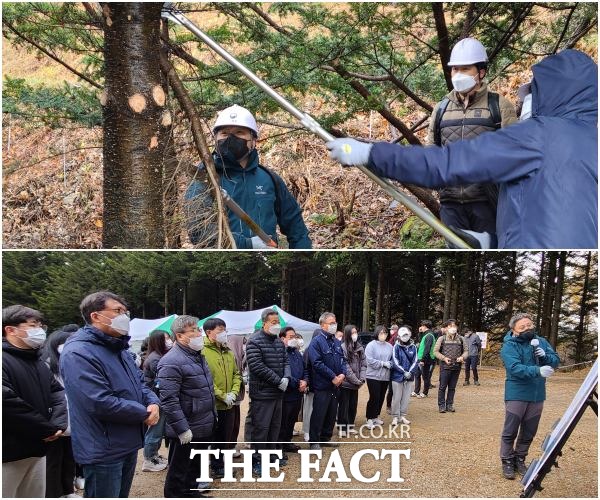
[
  {"xmin": 246, "ymin": 308, "xmax": 290, "ymax": 475},
  {"xmin": 2, "ymin": 305, "xmax": 68, "ymax": 498}
]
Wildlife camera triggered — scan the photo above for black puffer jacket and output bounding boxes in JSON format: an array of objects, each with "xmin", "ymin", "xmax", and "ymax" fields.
[
  {"xmin": 143, "ymin": 351, "xmax": 163, "ymax": 394},
  {"xmin": 2, "ymin": 340, "xmax": 68, "ymax": 462},
  {"xmin": 246, "ymin": 330, "xmax": 290, "ymax": 400},
  {"xmin": 157, "ymin": 343, "xmax": 216, "ymax": 439}
]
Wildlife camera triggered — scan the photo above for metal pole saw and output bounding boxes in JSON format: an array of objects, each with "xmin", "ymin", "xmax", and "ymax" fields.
[{"xmin": 161, "ymin": 3, "xmax": 471, "ymax": 249}]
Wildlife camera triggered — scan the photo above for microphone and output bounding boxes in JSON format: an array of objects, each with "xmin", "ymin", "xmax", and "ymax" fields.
[{"xmin": 530, "ymin": 339, "xmax": 540, "ymax": 364}]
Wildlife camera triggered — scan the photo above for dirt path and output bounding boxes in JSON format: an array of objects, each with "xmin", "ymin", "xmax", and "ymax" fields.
[{"xmin": 128, "ymin": 367, "xmax": 597, "ymax": 498}]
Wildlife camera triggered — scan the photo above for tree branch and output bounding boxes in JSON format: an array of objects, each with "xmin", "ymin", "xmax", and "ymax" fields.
[
  {"xmin": 3, "ymin": 21, "xmax": 102, "ymax": 89},
  {"xmin": 552, "ymin": 5, "xmax": 577, "ymax": 53},
  {"xmin": 487, "ymin": 3, "xmax": 535, "ymax": 63},
  {"xmin": 432, "ymin": 3, "xmax": 453, "ymax": 91}
]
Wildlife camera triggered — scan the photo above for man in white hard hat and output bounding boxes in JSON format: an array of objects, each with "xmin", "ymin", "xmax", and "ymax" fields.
[
  {"xmin": 185, "ymin": 104, "xmax": 312, "ymax": 249},
  {"xmin": 427, "ymin": 37, "xmax": 517, "ymax": 247}
]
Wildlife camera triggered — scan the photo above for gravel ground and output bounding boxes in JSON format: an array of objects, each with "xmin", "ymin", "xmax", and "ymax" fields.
[{"xmin": 127, "ymin": 367, "xmax": 597, "ymax": 498}]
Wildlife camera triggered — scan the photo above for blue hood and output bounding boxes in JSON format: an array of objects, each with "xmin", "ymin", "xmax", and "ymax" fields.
[{"xmin": 532, "ymin": 49, "xmax": 597, "ymax": 123}]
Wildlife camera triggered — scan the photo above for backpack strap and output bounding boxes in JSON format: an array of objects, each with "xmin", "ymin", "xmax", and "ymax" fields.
[
  {"xmin": 257, "ymin": 164, "xmax": 282, "ymax": 220},
  {"xmin": 433, "ymin": 97, "xmax": 451, "ymax": 146},
  {"xmin": 488, "ymin": 92, "xmax": 502, "ymax": 129}
]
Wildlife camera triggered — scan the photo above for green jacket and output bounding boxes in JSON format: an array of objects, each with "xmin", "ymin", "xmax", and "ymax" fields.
[{"xmin": 203, "ymin": 338, "xmax": 242, "ymax": 411}]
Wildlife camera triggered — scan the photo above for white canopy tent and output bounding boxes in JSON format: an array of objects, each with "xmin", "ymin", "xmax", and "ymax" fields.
[{"xmin": 129, "ymin": 314, "xmax": 177, "ymax": 341}]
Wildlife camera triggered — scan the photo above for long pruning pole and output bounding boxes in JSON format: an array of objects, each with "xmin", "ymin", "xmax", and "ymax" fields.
[{"xmin": 161, "ymin": 4, "xmax": 471, "ymax": 249}]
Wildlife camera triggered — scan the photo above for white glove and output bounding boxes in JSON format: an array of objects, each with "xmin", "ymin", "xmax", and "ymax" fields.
[
  {"xmin": 278, "ymin": 377, "xmax": 289, "ymax": 391},
  {"xmin": 383, "ymin": 361, "xmax": 392, "ymax": 369},
  {"xmin": 178, "ymin": 429, "xmax": 193, "ymax": 445},
  {"xmin": 403, "ymin": 370, "xmax": 412, "ymax": 380},
  {"xmin": 535, "ymin": 347, "xmax": 546, "ymax": 358},
  {"xmin": 251, "ymin": 236, "xmax": 270, "ymax": 249},
  {"xmin": 242, "ymin": 373, "xmax": 249, "ymax": 385},
  {"xmin": 539, "ymin": 366, "xmax": 554, "ymax": 378},
  {"xmin": 326, "ymin": 138, "xmax": 373, "ymax": 167},
  {"xmin": 224, "ymin": 392, "xmax": 236, "ymax": 407}
]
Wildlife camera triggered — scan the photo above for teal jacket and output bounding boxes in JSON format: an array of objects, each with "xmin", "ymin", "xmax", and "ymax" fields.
[
  {"xmin": 500, "ymin": 331, "xmax": 560, "ymax": 402},
  {"xmin": 185, "ymin": 150, "xmax": 312, "ymax": 249}
]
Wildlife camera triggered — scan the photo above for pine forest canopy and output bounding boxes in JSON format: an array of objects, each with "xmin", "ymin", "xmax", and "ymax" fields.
[
  {"xmin": 2, "ymin": 251, "xmax": 597, "ymax": 363},
  {"xmin": 1, "ymin": 2, "xmax": 598, "ymax": 248}
]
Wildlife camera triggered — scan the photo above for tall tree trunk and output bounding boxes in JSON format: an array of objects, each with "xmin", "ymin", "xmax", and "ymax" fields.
[
  {"xmin": 575, "ymin": 252, "xmax": 592, "ymax": 362},
  {"xmin": 163, "ymin": 283, "xmax": 168, "ymax": 316},
  {"xmin": 102, "ymin": 2, "xmax": 165, "ymax": 248},
  {"xmin": 549, "ymin": 252, "xmax": 567, "ymax": 348},
  {"xmin": 375, "ymin": 254, "xmax": 385, "ymax": 325},
  {"xmin": 248, "ymin": 281, "xmax": 255, "ymax": 310},
  {"xmin": 541, "ymin": 253, "xmax": 557, "ymax": 338},
  {"xmin": 476, "ymin": 254, "xmax": 487, "ymax": 330},
  {"xmin": 281, "ymin": 264, "xmax": 290, "ymax": 311},
  {"xmin": 331, "ymin": 268, "xmax": 337, "ymax": 313},
  {"xmin": 362, "ymin": 259, "xmax": 371, "ymax": 332},
  {"xmin": 505, "ymin": 252, "xmax": 518, "ymax": 323},
  {"xmin": 443, "ymin": 269, "xmax": 452, "ymax": 321},
  {"xmin": 535, "ymin": 252, "xmax": 546, "ymax": 332},
  {"xmin": 182, "ymin": 283, "xmax": 187, "ymax": 315}
]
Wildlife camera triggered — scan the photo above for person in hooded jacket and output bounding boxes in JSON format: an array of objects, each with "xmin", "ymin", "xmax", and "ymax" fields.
[
  {"xmin": 157, "ymin": 315, "xmax": 216, "ymax": 498},
  {"xmin": 327, "ymin": 49, "xmax": 598, "ymax": 249},
  {"xmin": 390, "ymin": 326, "xmax": 419, "ymax": 426},
  {"xmin": 60, "ymin": 292, "xmax": 160, "ymax": 498},
  {"xmin": 185, "ymin": 105, "xmax": 312, "ymax": 249},
  {"xmin": 3, "ymin": 305, "xmax": 68, "ymax": 498},
  {"xmin": 337, "ymin": 324, "xmax": 367, "ymax": 437},
  {"xmin": 364, "ymin": 325, "xmax": 393, "ymax": 429},
  {"xmin": 499, "ymin": 313, "xmax": 559, "ymax": 480}
]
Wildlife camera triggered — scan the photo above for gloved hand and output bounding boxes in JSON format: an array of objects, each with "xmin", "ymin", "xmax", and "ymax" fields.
[
  {"xmin": 535, "ymin": 347, "xmax": 546, "ymax": 358},
  {"xmin": 179, "ymin": 429, "xmax": 193, "ymax": 445},
  {"xmin": 383, "ymin": 361, "xmax": 392, "ymax": 369},
  {"xmin": 224, "ymin": 392, "xmax": 236, "ymax": 407},
  {"xmin": 326, "ymin": 138, "xmax": 373, "ymax": 167},
  {"xmin": 403, "ymin": 370, "xmax": 412, "ymax": 380},
  {"xmin": 278, "ymin": 377, "xmax": 289, "ymax": 391},
  {"xmin": 242, "ymin": 373, "xmax": 249, "ymax": 385},
  {"xmin": 539, "ymin": 366, "xmax": 554, "ymax": 378},
  {"xmin": 251, "ymin": 236, "xmax": 270, "ymax": 249}
]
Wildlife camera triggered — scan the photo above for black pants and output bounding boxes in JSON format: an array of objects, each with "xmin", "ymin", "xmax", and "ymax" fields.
[
  {"xmin": 212, "ymin": 407, "xmax": 240, "ymax": 468},
  {"xmin": 414, "ymin": 359, "xmax": 434, "ymax": 395},
  {"xmin": 438, "ymin": 368, "xmax": 461, "ymax": 407},
  {"xmin": 251, "ymin": 398, "xmax": 283, "ymax": 463},
  {"xmin": 278, "ymin": 398, "xmax": 303, "ymax": 445},
  {"xmin": 465, "ymin": 356, "xmax": 480, "ymax": 382},
  {"xmin": 164, "ymin": 439, "xmax": 209, "ymax": 498},
  {"xmin": 337, "ymin": 387, "xmax": 359, "ymax": 432},
  {"xmin": 309, "ymin": 389, "xmax": 339, "ymax": 444},
  {"xmin": 45, "ymin": 436, "xmax": 76, "ymax": 497},
  {"xmin": 366, "ymin": 379, "xmax": 388, "ymax": 419},
  {"xmin": 440, "ymin": 201, "xmax": 496, "ymax": 234}
]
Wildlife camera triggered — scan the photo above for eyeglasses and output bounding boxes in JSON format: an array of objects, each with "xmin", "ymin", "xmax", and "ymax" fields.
[
  {"xmin": 183, "ymin": 326, "xmax": 201, "ymax": 334},
  {"xmin": 19, "ymin": 323, "xmax": 48, "ymax": 332},
  {"xmin": 101, "ymin": 308, "xmax": 130, "ymax": 317}
]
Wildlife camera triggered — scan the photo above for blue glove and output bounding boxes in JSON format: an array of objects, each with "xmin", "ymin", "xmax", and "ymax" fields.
[{"xmin": 327, "ymin": 138, "xmax": 373, "ymax": 166}]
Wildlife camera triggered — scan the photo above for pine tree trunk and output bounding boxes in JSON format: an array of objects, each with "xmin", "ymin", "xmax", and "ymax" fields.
[
  {"xmin": 443, "ymin": 270, "xmax": 452, "ymax": 321},
  {"xmin": 249, "ymin": 281, "xmax": 255, "ymax": 310},
  {"xmin": 331, "ymin": 268, "xmax": 337, "ymax": 313},
  {"xmin": 102, "ymin": 2, "xmax": 165, "ymax": 248},
  {"xmin": 575, "ymin": 252, "xmax": 592, "ymax": 362},
  {"xmin": 163, "ymin": 283, "xmax": 168, "ymax": 316},
  {"xmin": 182, "ymin": 283, "xmax": 187, "ymax": 315},
  {"xmin": 505, "ymin": 252, "xmax": 518, "ymax": 324},
  {"xmin": 476, "ymin": 254, "xmax": 487, "ymax": 330},
  {"xmin": 375, "ymin": 255, "xmax": 384, "ymax": 325},
  {"xmin": 536, "ymin": 252, "xmax": 546, "ymax": 331},
  {"xmin": 541, "ymin": 253, "xmax": 557, "ymax": 338},
  {"xmin": 281, "ymin": 264, "xmax": 290, "ymax": 311},
  {"xmin": 548, "ymin": 251, "xmax": 567, "ymax": 348},
  {"xmin": 362, "ymin": 259, "xmax": 371, "ymax": 332}
]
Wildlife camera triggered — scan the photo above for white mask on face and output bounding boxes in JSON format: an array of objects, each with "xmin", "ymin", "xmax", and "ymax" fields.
[
  {"xmin": 448, "ymin": 327, "xmax": 458, "ymax": 335},
  {"xmin": 297, "ymin": 339, "xmax": 304, "ymax": 348},
  {"xmin": 165, "ymin": 338, "xmax": 173, "ymax": 350},
  {"xmin": 98, "ymin": 313, "xmax": 130, "ymax": 336},
  {"xmin": 327, "ymin": 324, "xmax": 338, "ymax": 335},
  {"xmin": 451, "ymin": 72, "xmax": 477, "ymax": 93},
  {"xmin": 268, "ymin": 325, "xmax": 281, "ymax": 336},
  {"xmin": 520, "ymin": 94, "xmax": 532, "ymax": 121},
  {"xmin": 288, "ymin": 339, "xmax": 299, "ymax": 349},
  {"xmin": 57, "ymin": 343, "xmax": 65, "ymax": 354},
  {"xmin": 351, "ymin": 333, "xmax": 358, "ymax": 342},
  {"xmin": 216, "ymin": 332, "xmax": 228, "ymax": 345},
  {"xmin": 188, "ymin": 335, "xmax": 204, "ymax": 351},
  {"xmin": 20, "ymin": 327, "xmax": 47, "ymax": 349},
  {"xmin": 400, "ymin": 334, "xmax": 411, "ymax": 343}
]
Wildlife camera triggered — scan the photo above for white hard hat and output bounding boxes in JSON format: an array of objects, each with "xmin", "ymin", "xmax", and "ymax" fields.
[
  {"xmin": 448, "ymin": 38, "xmax": 488, "ymax": 66},
  {"xmin": 213, "ymin": 105, "xmax": 258, "ymax": 136}
]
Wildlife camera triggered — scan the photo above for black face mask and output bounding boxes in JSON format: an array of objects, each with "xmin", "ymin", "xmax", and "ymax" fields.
[
  {"xmin": 216, "ymin": 134, "xmax": 250, "ymax": 162},
  {"xmin": 519, "ymin": 329, "xmax": 535, "ymax": 342}
]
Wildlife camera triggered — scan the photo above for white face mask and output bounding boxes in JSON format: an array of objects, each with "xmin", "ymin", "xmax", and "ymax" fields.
[
  {"xmin": 351, "ymin": 333, "xmax": 358, "ymax": 342},
  {"xmin": 216, "ymin": 331, "xmax": 228, "ymax": 345},
  {"xmin": 20, "ymin": 327, "xmax": 47, "ymax": 349},
  {"xmin": 400, "ymin": 334, "xmax": 411, "ymax": 343},
  {"xmin": 297, "ymin": 338, "xmax": 304, "ymax": 348},
  {"xmin": 188, "ymin": 335, "xmax": 204, "ymax": 351},
  {"xmin": 451, "ymin": 72, "xmax": 477, "ymax": 94},
  {"xmin": 288, "ymin": 339, "xmax": 299, "ymax": 349},
  {"xmin": 98, "ymin": 313, "xmax": 130, "ymax": 336},
  {"xmin": 448, "ymin": 327, "xmax": 458, "ymax": 335},
  {"xmin": 165, "ymin": 338, "xmax": 173, "ymax": 350},
  {"xmin": 57, "ymin": 343, "xmax": 65, "ymax": 354},
  {"xmin": 327, "ymin": 324, "xmax": 338, "ymax": 335},
  {"xmin": 268, "ymin": 325, "xmax": 281, "ymax": 336},
  {"xmin": 520, "ymin": 94, "xmax": 532, "ymax": 121}
]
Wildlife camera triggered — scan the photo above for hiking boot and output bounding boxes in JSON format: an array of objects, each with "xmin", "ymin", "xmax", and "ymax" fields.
[
  {"xmin": 474, "ymin": 380, "xmax": 480, "ymax": 386},
  {"xmin": 142, "ymin": 457, "xmax": 167, "ymax": 472},
  {"xmin": 155, "ymin": 454, "xmax": 168, "ymax": 465},
  {"xmin": 309, "ymin": 443, "xmax": 321, "ymax": 451},
  {"xmin": 283, "ymin": 443, "xmax": 300, "ymax": 453},
  {"xmin": 502, "ymin": 459, "xmax": 516, "ymax": 480},
  {"xmin": 439, "ymin": 405, "xmax": 446, "ymax": 413},
  {"xmin": 417, "ymin": 393, "xmax": 426, "ymax": 398},
  {"xmin": 391, "ymin": 417, "xmax": 398, "ymax": 426},
  {"xmin": 463, "ymin": 380, "xmax": 470, "ymax": 386},
  {"xmin": 515, "ymin": 456, "xmax": 528, "ymax": 475},
  {"xmin": 446, "ymin": 404, "xmax": 455, "ymax": 412},
  {"xmin": 365, "ymin": 419, "xmax": 375, "ymax": 429},
  {"xmin": 410, "ymin": 391, "xmax": 418, "ymax": 397}
]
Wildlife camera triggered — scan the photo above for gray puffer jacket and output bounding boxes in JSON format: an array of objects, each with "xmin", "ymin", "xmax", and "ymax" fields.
[
  {"xmin": 246, "ymin": 330, "xmax": 290, "ymax": 400},
  {"xmin": 157, "ymin": 343, "xmax": 216, "ymax": 439},
  {"xmin": 341, "ymin": 342, "xmax": 367, "ymax": 389}
]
